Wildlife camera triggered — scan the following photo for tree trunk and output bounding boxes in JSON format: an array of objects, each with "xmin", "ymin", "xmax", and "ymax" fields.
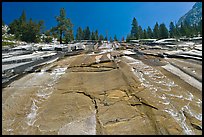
[{"xmin": 60, "ymin": 30, "xmax": 62, "ymax": 44}]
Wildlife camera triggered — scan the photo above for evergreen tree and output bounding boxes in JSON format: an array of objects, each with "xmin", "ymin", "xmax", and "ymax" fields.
[
  {"xmin": 53, "ymin": 8, "xmax": 73, "ymax": 44},
  {"xmin": 159, "ymin": 23, "xmax": 169, "ymax": 39},
  {"xmin": 114, "ymin": 34, "xmax": 118, "ymax": 41},
  {"xmin": 109, "ymin": 37, "xmax": 113, "ymax": 42},
  {"xmin": 169, "ymin": 21, "xmax": 176, "ymax": 38},
  {"xmin": 84, "ymin": 26, "xmax": 91, "ymax": 40},
  {"xmin": 143, "ymin": 29, "xmax": 148, "ymax": 39},
  {"xmin": 76, "ymin": 27, "xmax": 83, "ymax": 41},
  {"xmin": 21, "ymin": 18, "xmax": 43, "ymax": 43},
  {"xmin": 138, "ymin": 26, "xmax": 143, "ymax": 39},
  {"xmin": 95, "ymin": 30, "xmax": 99, "ymax": 40},
  {"xmin": 91, "ymin": 31, "xmax": 96, "ymax": 40},
  {"xmin": 8, "ymin": 11, "xmax": 27, "ymax": 40},
  {"xmin": 104, "ymin": 36, "xmax": 108, "ymax": 41},
  {"xmin": 65, "ymin": 29, "xmax": 74, "ymax": 43},
  {"xmin": 179, "ymin": 22, "xmax": 186, "ymax": 37},
  {"xmin": 121, "ymin": 36, "xmax": 125, "ymax": 42},
  {"xmin": 126, "ymin": 34, "xmax": 132, "ymax": 42},
  {"xmin": 130, "ymin": 17, "xmax": 139, "ymax": 39},
  {"xmin": 153, "ymin": 22, "xmax": 159, "ymax": 39},
  {"xmin": 174, "ymin": 24, "xmax": 181, "ymax": 38},
  {"xmin": 50, "ymin": 27, "xmax": 58, "ymax": 39},
  {"xmin": 147, "ymin": 26, "xmax": 153, "ymax": 39},
  {"xmin": 183, "ymin": 21, "xmax": 191, "ymax": 37},
  {"xmin": 191, "ymin": 23, "xmax": 197, "ymax": 37},
  {"xmin": 8, "ymin": 10, "xmax": 44, "ymax": 42},
  {"xmin": 44, "ymin": 30, "xmax": 53, "ymax": 43},
  {"xmin": 99, "ymin": 34, "xmax": 104, "ymax": 41},
  {"xmin": 8, "ymin": 19, "xmax": 20, "ymax": 38}
]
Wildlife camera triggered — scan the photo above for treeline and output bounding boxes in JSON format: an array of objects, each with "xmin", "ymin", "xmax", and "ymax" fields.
[
  {"xmin": 75, "ymin": 26, "xmax": 118, "ymax": 42},
  {"xmin": 4, "ymin": 8, "xmax": 112, "ymax": 44},
  {"xmin": 5, "ymin": 10, "xmax": 202, "ymax": 44},
  {"xmin": 8, "ymin": 10, "xmax": 44, "ymax": 43},
  {"xmin": 7, "ymin": 8, "xmax": 74, "ymax": 44},
  {"xmin": 126, "ymin": 17, "xmax": 202, "ymax": 42}
]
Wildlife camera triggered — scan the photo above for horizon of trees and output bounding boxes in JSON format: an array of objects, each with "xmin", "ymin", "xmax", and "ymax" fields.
[
  {"xmin": 7, "ymin": 10, "xmax": 44, "ymax": 43},
  {"xmin": 3, "ymin": 10, "xmax": 202, "ymax": 43},
  {"xmin": 3, "ymin": 9, "xmax": 117, "ymax": 43},
  {"xmin": 126, "ymin": 17, "xmax": 202, "ymax": 42}
]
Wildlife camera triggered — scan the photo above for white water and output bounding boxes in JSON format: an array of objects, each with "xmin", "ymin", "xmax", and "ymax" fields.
[
  {"xmin": 26, "ymin": 67, "xmax": 67, "ymax": 127},
  {"xmin": 58, "ymin": 111, "xmax": 96, "ymax": 135},
  {"xmin": 123, "ymin": 56, "xmax": 202, "ymax": 135},
  {"xmin": 162, "ymin": 63, "xmax": 202, "ymax": 91}
]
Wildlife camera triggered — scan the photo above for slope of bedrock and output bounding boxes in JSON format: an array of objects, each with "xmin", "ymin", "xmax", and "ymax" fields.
[{"xmin": 2, "ymin": 51, "xmax": 202, "ymax": 135}]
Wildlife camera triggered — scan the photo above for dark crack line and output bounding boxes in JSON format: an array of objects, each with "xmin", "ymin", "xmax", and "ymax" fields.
[{"xmin": 103, "ymin": 114, "xmax": 139, "ymax": 126}]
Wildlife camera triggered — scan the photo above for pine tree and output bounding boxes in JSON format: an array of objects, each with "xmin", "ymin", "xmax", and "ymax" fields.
[
  {"xmin": 21, "ymin": 18, "xmax": 43, "ymax": 43},
  {"xmin": 91, "ymin": 31, "xmax": 96, "ymax": 40},
  {"xmin": 169, "ymin": 21, "xmax": 176, "ymax": 38},
  {"xmin": 153, "ymin": 22, "xmax": 159, "ymax": 39},
  {"xmin": 126, "ymin": 34, "xmax": 133, "ymax": 42},
  {"xmin": 183, "ymin": 21, "xmax": 191, "ymax": 37},
  {"xmin": 53, "ymin": 8, "xmax": 73, "ymax": 44},
  {"xmin": 65, "ymin": 29, "xmax": 74, "ymax": 43},
  {"xmin": 147, "ymin": 26, "xmax": 153, "ymax": 39},
  {"xmin": 8, "ymin": 10, "xmax": 44, "ymax": 42},
  {"xmin": 130, "ymin": 17, "xmax": 139, "ymax": 39},
  {"xmin": 50, "ymin": 27, "xmax": 58, "ymax": 39},
  {"xmin": 138, "ymin": 26, "xmax": 143, "ymax": 39},
  {"xmin": 76, "ymin": 27, "xmax": 83, "ymax": 41},
  {"xmin": 114, "ymin": 34, "xmax": 118, "ymax": 41},
  {"xmin": 121, "ymin": 36, "xmax": 125, "ymax": 42},
  {"xmin": 179, "ymin": 22, "xmax": 186, "ymax": 37},
  {"xmin": 175, "ymin": 24, "xmax": 181, "ymax": 38},
  {"xmin": 159, "ymin": 23, "xmax": 169, "ymax": 39},
  {"xmin": 104, "ymin": 36, "xmax": 108, "ymax": 41},
  {"xmin": 95, "ymin": 30, "xmax": 99, "ymax": 40},
  {"xmin": 99, "ymin": 34, "xmax": 104, "ymax": 41},
  {"xmin": 109, "ymin": 37, "xmax": 113, "ymax": 42},
  {"xmin": 44, "ymin": 30, "xmax": 53, "ymax": 43},
  {"xmin": 143, "ymin": 29, "xmax": 148, "ymax": 39},
  {"xmin": 84, "ymin": 26, "xmax": 91, "ymax": 40}
]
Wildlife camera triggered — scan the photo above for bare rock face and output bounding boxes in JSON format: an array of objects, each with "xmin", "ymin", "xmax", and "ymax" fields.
[{"xmin": 2, "ymin": 51, "xmax": 202, "ymax": 135}]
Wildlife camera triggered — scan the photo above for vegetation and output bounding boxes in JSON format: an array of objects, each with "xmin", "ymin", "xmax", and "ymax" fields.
[
  {"xmin": 8, "ymin": 10, "xmax": 44, "ymax": 43},
  {"xmin": 114, "ymin": 35, "xmax": 118, "ymax": 41},
  {"xmin": 4, "ymin": 9, "xmax": 202, "ymax": 44},
  {"xmin": 51, "ymin": 8, "xmax": 74, "ymax": 44},
  {"xmin": 2, "ymin": 41, "xmax": 16, "ymax": 47},
  {"xmin": 127, "ymin": 17, "xmax": 202, "ymax": 42}
]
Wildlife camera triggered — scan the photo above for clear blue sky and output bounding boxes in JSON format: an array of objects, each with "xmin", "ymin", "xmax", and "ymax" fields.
[{"xmin": 2, "ymin": 2, "xmax": 195, "ymax": 40}]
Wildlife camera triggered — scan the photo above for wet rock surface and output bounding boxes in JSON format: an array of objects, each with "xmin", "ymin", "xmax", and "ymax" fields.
[{"xmin": 2, "ymin": 46, "xmax": 202, "ymax": 135}]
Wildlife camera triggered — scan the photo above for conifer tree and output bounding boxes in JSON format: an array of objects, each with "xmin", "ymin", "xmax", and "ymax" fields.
[
  {"xmin": 76, "ymin": 27, "xmax": 83, "ymax": 41},
  {"xmin": 159, "ymin": 23, "xmax": 169, "ymax": 39},
  {"xmin": 109, "ymin": 37, "xmax": 113, "ymax": 42},
  {"xmin": 91, "ymin": 31, "xmax": 96, "ymax": 40},
  {"xmin": 95, "ymin": 30, "xmax": 99, "ymax": 40},
  {"xmin": 153, "ymin": 22, "xmax": 159, "ymax": 39},
  {"xmin": 138, "ymin": 26, "xmax": 143, "ymax": 39},
  {"xmin": 147, "ymin": 26, "xmax": 153, "ymax": 39},
  {"xmin": 53, "ymin": 8, "xmax": 73, "ymax": 44},
  {"xmin": 169, "ymin": 21, "xmax": 176, "ymax": 38},
  {"xmin": 99, "ymin": 34, "xmax": 104, "ymax": 41},
  {"xmin": 143, "ymin": 29, "xmax": 148, "ymax": 39},
  {"xmin": 130, "ymin": 17, "xmax": 139, "ymax": 39},
  {"xmin": 114, "ymin": 34, "xmax": 118, "ymax": 41},
  {"xmin": 84, "ymin": 26, "xmax": 91, "ymax": 40}
]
